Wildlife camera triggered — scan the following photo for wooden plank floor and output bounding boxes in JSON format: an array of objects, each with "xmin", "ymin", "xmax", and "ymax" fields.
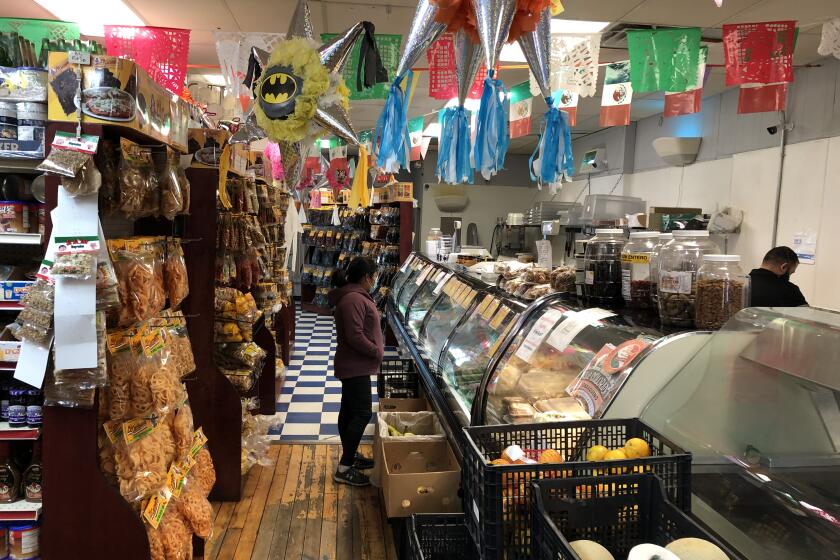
[{"xmin": 206, "ymin": 444, "xmax": 398, "ymax": 560}]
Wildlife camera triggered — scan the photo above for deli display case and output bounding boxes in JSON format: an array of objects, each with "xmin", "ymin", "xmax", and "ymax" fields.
[{"xmin": 387, "ymin": 253, "xmax": 840, "ymax": 558}]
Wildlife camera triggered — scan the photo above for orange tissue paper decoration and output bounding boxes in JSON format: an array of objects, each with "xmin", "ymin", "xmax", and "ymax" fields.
[{"xmin": 508, "ymin": 0, "xmax": 552, "ymax": 44}]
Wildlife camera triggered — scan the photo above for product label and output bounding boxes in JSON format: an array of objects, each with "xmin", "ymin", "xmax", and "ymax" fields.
[
  {"xmin": 621, "ymin": 269, "xmax": 632, "ymax": 301},
  {"xmin": 7, "ymin": 404, "xmax": 25, "ymax": 425},
  {"xmin": 54, "ymin": 235, "xmax": 101, "ymax": 255},
  {"xmin": 489, "ymin": 306, "xmax": 511, "ymax": 330},
  {"xmin": 476, "ymin": 295, "xmax": 494, "ymax": 316},
  {"xmin": 515, "ymin": 308, "xmax": 565, "ymax": 363},
  {"xmin": 179, "ymin": 453, "xmax": 197, "ymax": 474},
  {"xmin": 10, "ymin": 526, "xmax": 39, "ymax": 554},
  {"xmin": 123, "ymin": 416, "xmax": 159, "ymax": 445},
  {"xmin": 433, "ymin": 273, "xmax": 454, "ymax": 295},
  {"xmin": 190, "ymin": 427, "xmax": 208, "ymax": 457},
  {"xmin": 584, "ymin": 270, "xmax": 594, "ymax": 285},
  {"xmin": 488, "ymin": 320, "xmax": 516, "ymax": 357},
  {"xmin": 481, "ymin": 299, "xmax": 501, "ymax": 322},
  {"xmin": 103, "ymin": 419, "xmax": 124, "ymax": 444},
  {"xmin": 545, "ymin": 308, "xmax": 617, "ymax": 352},
  {"xmin": 25, "ymin": 404, "xmax": 41, "ymax": 426},
  {"xmin": 143, "ymin": 491, "xmax": 170, "ymax": 529},
  {"xmin": 166, "ymin": 464, "xmax": 187, "ymax": 498},
  {"xmin": 659, "ymin": 271, "xmax": 693, "ymax": 294},
  {"xmin": 141, "ymin": 328, "xmax": 166, "ymax": 356}
]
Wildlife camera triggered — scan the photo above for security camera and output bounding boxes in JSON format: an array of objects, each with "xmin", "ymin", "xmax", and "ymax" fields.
[
  {"xmin": 767, "ymin": 125, "xmax": 778, "ymax": 135},
  {"xmin": 424, "ymin": 183, "xmax": 431, "ymax": 190}
]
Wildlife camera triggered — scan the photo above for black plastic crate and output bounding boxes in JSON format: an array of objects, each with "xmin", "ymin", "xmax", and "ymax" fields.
[
  {"xmin": 532, "ymin": 474, "xmax": 740, "ymax": 559},
  {"xmin": 377, "ymin": 359, "xmax": 420, "ymax": 398},
  {"xmin": 409, "ymin": 514, "xmax": 479, "ymax": 560},
  {"xmin": 462, "ymin": 419, "xmax": 692, "ymax": 560}
]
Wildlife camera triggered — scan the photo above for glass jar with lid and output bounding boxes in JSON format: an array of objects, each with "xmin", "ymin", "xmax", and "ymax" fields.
[
  {"xmin": 620, "ymin": 231, "xmax": 660, "ymax": 309},
  {"xmin": 583, "ymin": 228, "xmax": 626, "ymax": 305},
  {"xmin": 649, "ymin": 232, "xmax": 673, "ymax": 306},
  {"xmin": 425, "ymin": 228, "xmax": 442, "ymax": 258},
  {"xmin": 695, "ymin": 254, "xmax": 750, "ymax": 330},
  {"xmin": 657, "ymin": 230, "xmax": 721, "ymax": 327}
]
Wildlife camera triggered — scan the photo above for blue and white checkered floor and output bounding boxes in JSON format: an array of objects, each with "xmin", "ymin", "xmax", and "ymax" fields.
[{"xmin": 270, "ymin": 307, "xmax": 399, "ymax": 442}]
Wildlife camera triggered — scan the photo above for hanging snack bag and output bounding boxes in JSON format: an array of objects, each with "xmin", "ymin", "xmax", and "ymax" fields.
[
  {"xmin": 118, "ymin": 138, "xmax": 159, "ymax": 219},
  {"xmin": 164, "ymin": 239, "xmax": 189, "ymax": 309},
  {"xmin": 37, "ymin": 131, "xmax": 99, "ymax": 179},
  {"xmin": 159, "ymin": 148, "xmax": 185, "ymax": 221}
]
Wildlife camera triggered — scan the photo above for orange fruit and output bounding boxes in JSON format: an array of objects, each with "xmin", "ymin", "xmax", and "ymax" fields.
[
  {"xmin": 538, "ymin": 449, "xmax": 565, "ymax": 464},
  {"xmin": 586, "ymin": 445, "xmax": 609, "ymax": 461},
  {"xmin": 624, "ymin": 438, "xmax": 651, "ymax": 458}
]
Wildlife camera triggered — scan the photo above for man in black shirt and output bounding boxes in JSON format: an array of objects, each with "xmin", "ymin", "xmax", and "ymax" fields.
[{"xmin": 749, "ymin": 246, "xmax": 808, "ymax": 307}]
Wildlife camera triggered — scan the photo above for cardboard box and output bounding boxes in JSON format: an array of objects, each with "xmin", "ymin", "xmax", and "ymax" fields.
[
  {"xmin": 0, "ymin": 281, "xmax": 33, "ymax": 302},
  {"xmin": 47, "ymin": 52, "xmax": 190, "ymax": 151},
  {"xmin": 371, "ymin": 186, "xmax": 390, "ymax": 205},
  {"xmin": 378, "ymin": 398, "xmax": 430, "ymax": 412},
  {"xmin": 390, "ymin": 181, "xmax": 413, "ymax": 202},
  {"xmin": 647, "ymin": 206, "xmax": 702, "ymax": 232},
  {"xmin": 373, "ymin": 411, "xmax": 446, "ymax": 486},
  {"xmin": 0, "ymin": 330, "xmax": 21, "ymax": 362},
  {"xmin": 381, "ymin": 440, "xmax": 462, "ymax": 518}
]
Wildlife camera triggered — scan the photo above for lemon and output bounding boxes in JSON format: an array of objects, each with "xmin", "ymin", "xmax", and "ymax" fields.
[
  {"xmin": 586, "ymin": 445, "xmax": 609, "ymax": 461},
  {"xmin": 624, "ymin": 438, "xmax": 651, "ymax": 459}
]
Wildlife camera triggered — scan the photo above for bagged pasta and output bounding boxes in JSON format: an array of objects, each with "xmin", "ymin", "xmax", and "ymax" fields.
[
  {"xmin": 96, "ymin": 258, "xmax": 122, "ymax": 311},
  {"xmin": 164, "ymin": 239, "xmax": 189, "ymax": 309},
  {"xmin": 162, "ymin": 312, "xmax": 195, "ymax": 378},
  {"xmin": 119, "ymin": 138, "xmax": 159, "ymax": 219},
  {"xmin": 110, "ymin": 242, "xmax": 165, "ymax": 327}
]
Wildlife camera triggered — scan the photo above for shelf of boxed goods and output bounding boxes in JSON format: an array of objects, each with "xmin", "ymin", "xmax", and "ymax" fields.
[
  {"xmin": 0, "ymin": 233, "xmax": 42, "ymax": 245},
  {"xmin": 42, "ymin": 121, "xmax": 154, "ymax": 560}
]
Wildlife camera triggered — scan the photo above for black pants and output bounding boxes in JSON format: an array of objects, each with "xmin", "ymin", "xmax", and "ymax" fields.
[{"xmin": 338, "ymin": 375, "xmax": 373, "ymax": 467}]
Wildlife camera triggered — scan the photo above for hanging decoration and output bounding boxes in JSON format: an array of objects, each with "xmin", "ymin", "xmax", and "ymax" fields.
[
  {"xmin": 818, "ymin": 18, "xmax": 840, "ymax": 60},
  {"xmin": 427, "ymin": 33, "xmax": 458, "ymax": 100},
  {"xmin": 738, "ymin": 83, "xmax": 788, "ymax": 114},
  {"xmin": 530, "ymin": 32, "xmax": 601, "ymax": 98},
  {"xmin": 436, "ymin": 29, "xmax": 482, "ymax": 185},
  {"xmin": 214, "ymin": 31, "xmax": 284, "ymax": 114},
  {"xmin": 522, "ymin": 9, "xmax": 572, "ymax": 187},
  {"xmin": 472, "ymin": 0, "xmax": 516, "ymax": 180},
  {"xmin": 722, "ymin": 21, "xmax": 796, "ymax": 86},
  {"xmin": 327, "ymin": 142, "xmax": 351, "ymax": 191},
  {"xmin": 408, "ymin": 117, "xmax": 426, "ymax": 161},
  {"xmin": 278, "ymin": 141, "xmax": 302, "ymax": 190},
  {"xmin": 429, "ymin": 0, "xmax": 551, "ymax": 44},
  {"xmin": 263, "ymin": 142, "xmax": 285, "ymax": 188},
  {"xmin": 600, "ymin": 62, "xmax": 633, "ymax": 127},
  {"xmin": 664, "ymin": 46, "xmax": 708, "ymax": 118},
  {"xmin": 375, "ymin": 0, "xmax": 446, "ymax": 172},
  {"xmin": 348, "ymin": 145, "xmax": 371, "ymax": 208},
  {"xmin": 229, "ymin": 100, "xmax": 266, "ymax": 144},
  {"xmin": 555, "ymin": 90, "xmax": 579, "ymax": 126},
  {"xmin": 253, "ymin": 0, "xmax": 381, "ymax": 146},
  {"xmin": 626, "ymin": 27, "xmax": 702, "ymax": 93},
  {"xmin": 104, "ymin": 25, "xmax": 191, "ymax": 95},
  {"xmin": 509, "ymin": 82, "xmax": 533, "ymax": 138},
  {"xmin": 320, "ymin": 30, "xmax": 398, "ymax": 100}
]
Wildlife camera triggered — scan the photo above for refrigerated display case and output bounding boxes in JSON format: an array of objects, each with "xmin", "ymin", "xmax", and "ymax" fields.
[
  {"xmin": 406, "ymin": 267, "xmax": 452, "ymax": 337},
  {"xmin": 639, "ymin": 306, "xmax": 840, "ymax": 560},
  {"xmin": 396, "ymin": 259, "xmax": 436, "ymax": 316}
]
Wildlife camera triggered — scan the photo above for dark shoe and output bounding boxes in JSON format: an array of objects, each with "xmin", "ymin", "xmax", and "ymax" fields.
[
  {"xmin": 353, "ymin": 452, "xmax": 374, "ymax": 470},
  {"xmin": 334, "ymin": 467, "xmax": 370, "ymax": 487}
]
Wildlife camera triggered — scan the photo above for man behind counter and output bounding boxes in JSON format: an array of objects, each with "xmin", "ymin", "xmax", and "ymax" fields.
[{"xmin": 749, "ymin": 246, "xmax": 808, "ymax": 307}]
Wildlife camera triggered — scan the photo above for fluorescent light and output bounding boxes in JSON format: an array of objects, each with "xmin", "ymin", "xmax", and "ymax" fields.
[
  {"xmin": 501, "ymin": 19, "xmax": 609, "ymax": 62},
  {"xmin": 201, "ymin": 74, "xmax": 227, "ymax": 87},
  {"xmin": 320, "ymin": 138, "xmax": 332, "ymax": 149},
  {"xmin": 33, "ymin": 0, "xmax": 144, "ymax": 36}
]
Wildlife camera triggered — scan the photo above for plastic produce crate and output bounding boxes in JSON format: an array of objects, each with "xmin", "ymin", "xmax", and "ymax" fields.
[
  {"xmin": 462, "ymin": 418, "xmax": 691, "ymax": 560},
  {"xmin": 409, "ymin": 514, "xmax": 479, "ymax": 560},
  {"xmin": 377, "ymin": 359, "xmax": 420, "ymax": 398},
  {"xmin": 532, "ymin": 473, "xmax": 740, "ymax": 560}
]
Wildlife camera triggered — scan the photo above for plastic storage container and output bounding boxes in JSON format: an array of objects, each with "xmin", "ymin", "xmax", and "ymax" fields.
[
  {"xmin": 377, "ymin": 359, "xmax": 420, "ymax": 399},
  {"xmin": 583, "ymin": 229, "xmax": 625, "ymax": 305},
  {"xmin": 409, "ymin": 514, "xmax": 479, "ymax": 560},
  {"xmin": 580, "ymin": 194, "xmax": 645, "ymax": 225},
  {"xmin": 694, "ymin": 254, "xmax": 750, "ymax": 330},
  {"xmin": 648, "ymin": 232, "xmax": 673, "ymax": 306},
  {"xmin": 621, "ymin": 231, "xmax": 660, "ymax": 309},
  {"xmin": 531, "ymin": 474, "xmax": 738, "ymax": 560},
  {"xmin": 656, "ymin": 230, "xmax": 720, "ymax": 327},
  {"xmin": 462, "ymin": 419, "xmax": 692, "ymax": 560},
  {"xmin": 426, "ymin": 228, "xmax": 442, "ymax": 259}
]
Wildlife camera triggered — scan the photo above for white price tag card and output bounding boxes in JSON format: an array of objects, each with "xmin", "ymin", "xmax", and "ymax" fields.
[
  {"xmin": 434, "ymin": 273, "xmax": 455, "ymax": 295},
  {"xmin": 546, "ymin": 308, "xmax": 616, "ymax": 352},
  {"xmin": 536, "ymin": 239, "xmax": 552, "ymax": 269},
  {"xmin": 514, "ymin": 308, "xmax": 565, "ymax": 363},
  {"xmin": 68, "ymin": 50, "xmax": 91, "ymax": 65},
  {"xmin": 414, "ymin": 265, "xmax": 432, "ymax": 286}
]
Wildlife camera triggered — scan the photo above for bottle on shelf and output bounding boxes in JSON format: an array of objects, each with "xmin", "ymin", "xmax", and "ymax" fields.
[
  {"xmin": 7, "ymin": 390, "xmax": 26, "ymax": 428},
  {"xmin": 23, "ymin": 441, "xmax": 41, "ymax": 503},
  {"xmin": 0, "ymin": 442, "xmax": 20, "ymax": 503}
]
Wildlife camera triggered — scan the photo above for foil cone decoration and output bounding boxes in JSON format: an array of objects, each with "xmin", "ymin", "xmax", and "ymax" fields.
[
  {"xmin": 455, "ymin": 29, "xmax": 483, "ymax": 106},
  {"xmin": 314, "ymin": 104, "xmax": 359, "ymax": 146},
  {"xmin": 229, "ymin": 102, "xmax": 266, "ymax": 144},
  {"xmin": 199, "ymin": 111, "xmax": 216, "ymax": 129},
  {"xmin": 395, "ymin": 0, "xmax": 447, "ymax": 78},
  {"xmin": 518, "ymin": 8, "xmax": 552, "ymax": 99},
  {"xmin": 279, "ymin": 141, "xmax": 303, "ymax": 190},
  {"xmin": 320, "ymin": 22, "xmax": 365, "ymax": 73},
  {"xmin": 474, "ymin": 0, "xmax": 517, "ymax": 72},
  {"xmin": 287, "ymin": 0, "xmax": 314, "ymax": 40}
]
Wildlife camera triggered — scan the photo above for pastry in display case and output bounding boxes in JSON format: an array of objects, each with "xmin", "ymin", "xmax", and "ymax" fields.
[
  {"xmin": 640, "ymin": 306, "xmax": 840, "ymax": 560},
  {"xmin": 437, "ymin": 293, "xmax": 525, "ymax": 424}
]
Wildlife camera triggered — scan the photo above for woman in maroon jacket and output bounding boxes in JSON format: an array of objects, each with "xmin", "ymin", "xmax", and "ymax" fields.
[{"xmin": 328, "ymin": 256, "xmax": 384, "ymax": 486}]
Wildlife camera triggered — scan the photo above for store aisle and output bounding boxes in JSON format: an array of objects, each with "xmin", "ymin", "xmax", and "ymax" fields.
[
  {"xmin": 271, "ymin": 308, "xmax": 398, "ymax": 442},
  {"xmin": 207, "ymin": 444, "xmax": 397, "ymax": 560}
]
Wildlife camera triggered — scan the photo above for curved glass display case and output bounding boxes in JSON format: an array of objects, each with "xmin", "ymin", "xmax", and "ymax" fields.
[
  {"xmin": 416, "ymin": 274, "xmax": 483, "ymax": 369},
  {"xmin": 641, "ymin": 307, "xmax": 840, "ymax": 560},
  {"xmin": 406, "ymin": 268, "xmax": 452, "ymax": 337},
  {"xmin": 391, "ymin": 254, "xmax": 419, "ymax": 305},
  {"xmin": 396, "ymin": 260, "xmax": 434, "ymax": 316},
  {"xmin": 437, "ymin": 293, "xmax": 526, "ymax": 425}
]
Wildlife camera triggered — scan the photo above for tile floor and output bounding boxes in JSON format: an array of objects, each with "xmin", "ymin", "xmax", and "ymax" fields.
[{"xmin": 271, "ymin": 307, "xmax": 399, "ymax": 442}]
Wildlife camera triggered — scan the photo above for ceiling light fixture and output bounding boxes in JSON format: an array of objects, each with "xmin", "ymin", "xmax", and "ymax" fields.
[
  {"xmin": 501, "ymin": 18, "xmax": 610, "ymax": 62},
  {"xmin": 200, "ymin": 74, "xmax": 227, "ymax": 87},
  {"xmin": 33, "ymin": 0, "xmax": 144, "ymax": 37}
]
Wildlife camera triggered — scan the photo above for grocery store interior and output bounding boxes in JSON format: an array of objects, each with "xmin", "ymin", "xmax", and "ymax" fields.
[{"xmin": 0, "ymin": 0, "xmax": 839, "ymax": 559}]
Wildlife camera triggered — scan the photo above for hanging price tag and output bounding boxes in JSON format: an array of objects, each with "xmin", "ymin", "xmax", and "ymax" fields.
[
  {"xmin": 514, "ymin": 308, "xmax": 565, "ymax": 363},
  {"xmin": 545, "ymin": 308, "xmax": 616, "ymax": 352},
  {"xmin": 488, "ymin": 320, "xmax": 516, "ymax": 356},
  {"xmin": 489, "ymin": 306, "xmax": 511, "ymax": 330},
  {"xmin": 415, "ymin": 265, "xmax": 433, "ymax": 285},
  {"xmin": 434, "ymin": 273, "xmax": 455, "ymax": 295}
]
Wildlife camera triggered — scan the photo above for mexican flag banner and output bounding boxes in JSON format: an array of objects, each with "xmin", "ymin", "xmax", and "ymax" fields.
[
  {"xmin": 509, "ymin": 82, "xmax": 533, "ymax": 139},
  {"xmin": 600, "ymin": 62, "xmax": 633, "ymax": 127},
  {"xmin": 664, "ymin": 46, "xmax": 708, "ymax": 118},
  {"xmin": 554, "ymin": 89, "xmax": 579, "ymax": 126},
  {"xmin": 409, "ymin": 116, "xmax": 425, "ymax": 161}
]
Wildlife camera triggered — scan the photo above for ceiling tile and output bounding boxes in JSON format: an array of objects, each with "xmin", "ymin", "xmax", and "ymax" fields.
[
  {"xmin": 126, "ymin": 0, "xmax": 237, "ymax": 31},
  {"xmin": 722, "ymin": 0, "xmax": 838, "ymax": 26},
  {"xmin": 559, "ymin": 0, "xmax": 648, "ymax": 22},
  {"xmin": 621, "ymin": 0, "xmax": 763, "ymax": 27}
]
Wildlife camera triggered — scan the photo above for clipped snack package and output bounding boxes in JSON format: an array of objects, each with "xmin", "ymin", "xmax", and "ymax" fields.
[
  {"xmin": 159, "ymin": 148, "xmax": 185, "ymax": 221},
  {"xmin": 61, "ymin": 156, "xmax": 102, "ymax": 197},
  {"xmin": 106, "ymin": 327, "xmax": 135, "ymax": 422},
  {"xmin": 164, "ymin": 239, "xmax": 189, "ymax": 309},
  {"xmin": 163, "ymin": 311, "xmax": 195, "ymax": 378},
  {"xmin": 51, "ymin": 252, "xmax": 97, "ymax": 279},
  {"xmin": 110, "ymin": 241, "xmax": 163, "ymax": 326},
  {"xmin": 96, "ymin": 138, "xmax": 122, "ymax": 215},
  {"xmin": 43, "ymin": 370, "xmax": 96, "ymax": 408},
  {"xmin": 37, "ymin": 144, "xmax": 91, "ymax": 177},
  {"xmin": 119, "ymin": 138, "xmax": 160, "ymax": 219},
  {"xmin": 96, "ymin": 258, "xmax": 122, "ymax": 311},
  {"xmin": 54, "ymin": 311, "xmax": 108, "ymax": 389}
]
